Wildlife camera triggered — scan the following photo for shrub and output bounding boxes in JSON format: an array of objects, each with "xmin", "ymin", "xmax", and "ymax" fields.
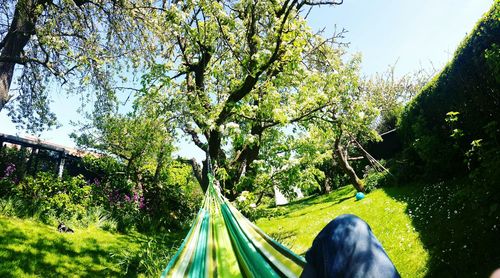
[
  {"xmin": 398, "ymin": 3, "xmax": 500, "ymax": 181},
  {"xmin": 363, "ymin": 162, "xmax": 393, "ymax": 193},
  {"xmin": 16, "ymin": 172, "xmax": 92, "ymax": 221},
  {"xmin": 0, "ymin": 177, "xmax": 16, "ymax": 198},
  {"xmin": 139, "ymin": 174, "xmax": 201, "ymax": 232},
  {"xmin": 0, "ymin": 147, "xmax": 26, "ymax": 182},
  {"xmin": 0, "ymin": 153, "xmax": 203, "ymax": 233},
  {"xmin": 364, "ymin": 171, "xmax": 390, "ymax": 193}
]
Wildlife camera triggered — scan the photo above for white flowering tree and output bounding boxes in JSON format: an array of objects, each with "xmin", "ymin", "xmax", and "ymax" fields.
[
  {"xmin": 137, "ymin": 0, "xmax": 347, "ymax": 198},
  {"xmin": 296, "ymin": 47, "xmax": 380, "ymax": 192}
]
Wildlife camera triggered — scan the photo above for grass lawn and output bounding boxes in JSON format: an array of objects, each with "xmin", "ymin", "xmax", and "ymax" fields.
[
  {"xmin": 0, "ymin": 216, "xmax": 177, "ymax": 277},
  {"xmin": 1, "ymin": 179, "xmax": 498, "ymax": 277},
  {"xmin": 256, "ymin": 180, "xmax": 500, "ymax": 277}
]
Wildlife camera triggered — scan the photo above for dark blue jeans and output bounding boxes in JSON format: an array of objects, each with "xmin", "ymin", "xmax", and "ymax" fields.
[{"xmin": 301, "ymin": 214, "xmax": 400, "ymax": 278}]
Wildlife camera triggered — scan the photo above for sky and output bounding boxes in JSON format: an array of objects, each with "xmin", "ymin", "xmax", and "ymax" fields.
[{"xmin": 0, "ymin": 0, "xmax": 495, "ymax": 161}]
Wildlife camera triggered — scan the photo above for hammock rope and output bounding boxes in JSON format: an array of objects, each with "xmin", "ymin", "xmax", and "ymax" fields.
[{"xmin": 161, "ymin": 173, "xmax": 306, "ymax": 277}]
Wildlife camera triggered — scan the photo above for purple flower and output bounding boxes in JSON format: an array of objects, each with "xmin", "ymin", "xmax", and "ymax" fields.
[
  {"xmin": 139, "ymin": 196, "xmax": 145, "ymax": 209},
  {"xmin": 93, "ymin": 178, "xmax": 101, "ymax": 187},
  {"xmin": 124, "ymin": 194, "xmax": 131, "ymax": 202},
  {"xmin": 4, "ymin": 163, "xmax": 16, "ymax": 178},
  {"xmin": 133, "ymin": 192, "xmax": 139, "ymax": 202}
]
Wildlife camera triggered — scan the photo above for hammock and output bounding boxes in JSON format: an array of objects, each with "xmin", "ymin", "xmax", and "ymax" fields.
[{"xmin": 161, "ymin": 174, "xmax": 306, "ymax": 277}]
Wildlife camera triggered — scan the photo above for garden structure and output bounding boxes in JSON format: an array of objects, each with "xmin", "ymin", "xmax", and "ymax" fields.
[{"xmin": 0, "ymin": 132, "xmax": 94, "ymax": 178}]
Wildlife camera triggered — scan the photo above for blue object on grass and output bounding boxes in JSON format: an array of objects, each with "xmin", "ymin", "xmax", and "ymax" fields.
[{"xmin": 355, "ymin": 192, "xmax": 365, "ymax": 201}]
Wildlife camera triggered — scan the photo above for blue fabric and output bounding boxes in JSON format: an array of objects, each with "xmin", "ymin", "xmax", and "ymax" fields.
[{"xmin": 301, "ymin": 214, "xmax": 400, "ymax": 278}]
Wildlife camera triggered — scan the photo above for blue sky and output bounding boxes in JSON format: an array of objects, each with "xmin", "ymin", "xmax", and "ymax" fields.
[
  {"xmin": 0, "ymin": 0, "xmax": 494, "ymax": 160},
  {"xmin": 307, "ymin": 0, "xmax": 494, "ymax": 75}
]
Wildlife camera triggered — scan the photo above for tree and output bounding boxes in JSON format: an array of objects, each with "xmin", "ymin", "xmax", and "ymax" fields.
[
  {"xmin": 244, "ymin": 128, "xmax": 326, "ymax": 203},
  {"xmin": 295, "ymin": 39, "xmax": 380, "ymax": 192},
  {"xmin": 361, "ymin": 64, "xmax": 432, "ymax": 133},
  {"xmin": 72, "ymin": 102, "xmax": 176, "ymax": 185},
  {"xmin": 139, "ymin": 0, "xmax": 345, "ymax": 197},
  {"xmin": 295, "ymin": 57, "xmax": 433, "ymax": 193},
  {"xmin": 0, "ymin": 0, "xmax": 170, "ymax": 132}
]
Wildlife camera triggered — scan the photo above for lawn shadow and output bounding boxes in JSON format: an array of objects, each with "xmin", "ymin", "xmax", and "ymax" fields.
[
  {"xmin": 383, "ymin": 182, "xmax": 500, "ymax": 277},
  {"xmin": 0, "ymin": 218, "xmax": 135, "ymax": 277}
]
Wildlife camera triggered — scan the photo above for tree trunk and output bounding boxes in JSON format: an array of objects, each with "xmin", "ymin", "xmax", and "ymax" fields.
[
  {"xmin": 153, "ymin": 147, "xmax": 166, "ymax": 184},
  {"xmin": 323, "ymin": 176, "xmax": 332, "ymax": 193},
  {"xmin": 235, "ymin": 143, "xmax": 260, "ymax": 184},
  {"xmin": 0, "ymin": 0, "xmax": 45, "ymax": 111},
  {"xmin": 334, "ymin": 138, "xmax": 365, "ymax": 192},
  {"xmin": 201, "ymin": 159, "xmax": 209, "ymax": 192},
  {"xmin": 0, "ymin": 62, "xmax": 14, "ymax": 111},
  {"xmin": 177, "ymin": 158, "xmax": 217, "ymax": 194}
]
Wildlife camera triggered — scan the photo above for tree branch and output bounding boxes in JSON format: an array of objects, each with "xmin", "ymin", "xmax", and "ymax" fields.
[
  {"xmin": 301, "ymin": 0, "xmax": 343, "ymax": 6},
  {"xmin": 183, "ymin": 125, "xmax": 207, "ymax": 151}
]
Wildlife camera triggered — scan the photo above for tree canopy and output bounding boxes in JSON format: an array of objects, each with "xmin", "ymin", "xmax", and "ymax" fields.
[
  {"xmin": 5, "ymin": 0, "xmax": 433, "ymax": 200},
  {"xmin": 0, "ymin": 0, "xmax": 171, "ymax": 132},
  {"xmin": 132, "ymin": 0, "xmax": 357, "ymax": 197}
]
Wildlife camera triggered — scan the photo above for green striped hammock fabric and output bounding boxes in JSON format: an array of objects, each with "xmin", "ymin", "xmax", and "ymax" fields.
[{"xmin": 161, "ymin": 175, "xmax": 306, "ymax": 277}]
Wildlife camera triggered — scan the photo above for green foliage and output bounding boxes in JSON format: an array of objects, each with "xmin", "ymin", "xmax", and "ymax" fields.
[
  {"xmin": 363, "ymin": 167, "xmax": 391, "ymax": 193},
  {"xmin": 398, "ymin": 2, "xmax": 500, "ymax": 180},
  {"xmin": 1, "ymin": 0, "xmax": 172, "ymax": 132},
  {"xmin": 140, "ymin": 177, "xmax": 200, "ymax": 232},
  {"xmin": 82, "ymin": 155, "xmax": 125, "ymax": 178},
  {"xmin": 0, "ymin": 178, "xmax": 15, "ymax": 198},
  {"xmin": 14, "ymin": 173, "xmax": 91, "ymax": 222},
  {"xmin": 0, "ymin": 146, "xmax": 201, "ymax": 233},
  {"xmin": 362, "ymin": 64, "xmax": 431, "ymax": 133},
  {"xmin": 234, "ymin": 190, "xmax": 266, "ymax": 221},
  {"xmin": 0, "ymin": 147, "xmax": 27, "ymax": 183},
  {"xmin": 81, "ymin": 156, "xmax": 200, "ymax": 232},
  {"xmin": 485, "ymin": 43, "xmax": 500, "ymax": 83},
  {"xmin": 113, "ymin": 233, "xmax": 181, "ymax": 277}
]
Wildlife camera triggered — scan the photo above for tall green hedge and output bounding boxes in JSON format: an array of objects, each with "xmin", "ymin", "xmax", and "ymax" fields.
[{"xmin": 398, "ymin": 2, "xmax": 500, "ymax": 179}]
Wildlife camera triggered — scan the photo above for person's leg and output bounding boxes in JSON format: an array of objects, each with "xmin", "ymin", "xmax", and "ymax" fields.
[{"xmin": 301, "ymin": 214, "xmax": 400, "ymax": 278}]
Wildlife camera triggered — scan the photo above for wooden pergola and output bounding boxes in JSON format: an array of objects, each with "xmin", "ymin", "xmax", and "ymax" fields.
[{"xmin": 0, "ymin": 132, "xmax": 93, "ymax": 178}]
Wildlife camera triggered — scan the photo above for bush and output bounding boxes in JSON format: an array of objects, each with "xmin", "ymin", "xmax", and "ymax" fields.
[
  {"xmin": 0, "ymin": 177, "xmax": 16, "ymax": 197},
  {"xmin": 16, "ymin": 172, "xmax": 92, "ymax": 221},
  {"xmin": 0, "ymin": 152, "xmax": 203, "ymax": 233},
  {"xmin": 139, "ymin": 163, "xmax": 202, "ymax": 232},
  {"xmin": 398, "ymin": 3, "xmax": 500, "ymax": 181},
  {"xmin": 0, "ymin": 148, "xmax": 26, "ymax": 182},
  {"xmin": 363, "ymin": 163, "xmax": 393, "ymax": 193}
]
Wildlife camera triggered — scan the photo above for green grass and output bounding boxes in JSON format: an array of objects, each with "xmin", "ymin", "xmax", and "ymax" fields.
[
  {"xmin": 0, "ymin": 216, "xmax": 182, "ymax": 277},
  {"xmin": 256, "ymin": 186, "xmax": 429, "ymax": 277},
  {"xmin": 256, "ymin": 180, "xmax": 500, "ymax": 277},
  {"xmin": 1, "ymin": 179, "xmax": 498, "ymax": 277}
]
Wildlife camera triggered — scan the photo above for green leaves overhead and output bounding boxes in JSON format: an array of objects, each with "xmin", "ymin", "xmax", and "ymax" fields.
[
  {"xmin": 1, "ymin": 0, "xmax": 176, "ymax": 132},
  {"xmin": 130, "ymin": 0, "xmax": 378, "ymax": 195}
]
